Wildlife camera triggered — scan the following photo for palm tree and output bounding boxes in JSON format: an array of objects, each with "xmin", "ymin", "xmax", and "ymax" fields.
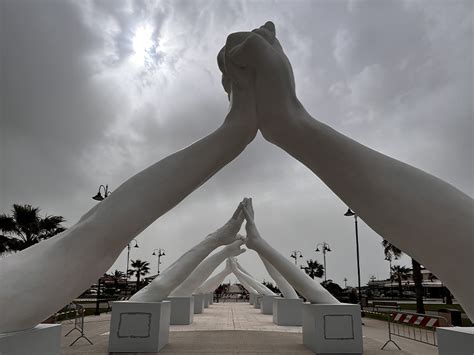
[
  {"xmin": 382, "ymin": 239, "xmax": 402, "ymax": 262},
  {"xmin": 0, "ymin": 204, "xmax": 66, "ymax": 254},
  {"xmin": 382, "ymin": 240, "xmax": 425, "ymax": 313},
  {"xmin": 111, "ymin": 270, "xmax": 126, "ymax": 291},
  {"xmin": 391, "ymin": 265, "xmax": 411, "ymax": 298},
  {"xmin": 301, "ymin": 259, "xmax": 324, "ymax": 279},
  {"xmin": 129, "ymin": 259, "xmax": 150, "ymax": 291}
]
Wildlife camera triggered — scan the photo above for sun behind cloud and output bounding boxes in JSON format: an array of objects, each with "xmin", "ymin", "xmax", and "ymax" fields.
[{"xmin": 131, "ymin": 23, "xmax": 155, "ymax": 65}]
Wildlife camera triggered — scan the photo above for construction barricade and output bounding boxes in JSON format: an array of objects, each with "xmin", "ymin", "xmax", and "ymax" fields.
[{"xmin": 381, "ymin": 311, "xmax": 450, "ymax": 349}]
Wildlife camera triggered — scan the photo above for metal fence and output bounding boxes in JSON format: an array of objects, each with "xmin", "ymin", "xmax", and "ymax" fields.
[{"xmin": 381, "ymin": 311, "xmax": 450, "ymax": 349}]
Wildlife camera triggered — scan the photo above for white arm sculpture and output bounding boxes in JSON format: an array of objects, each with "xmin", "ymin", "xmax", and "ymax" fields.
[
  {"xmin": 233, "ymin": 257, "xmax": 297, "ymax": 298},
  {"xmin": 0, "ymin": 65, "xmax": 258, "ymax": 333},
  {"xmin": 229, "ymin": 257, "xmax": 276, "ymax": 296},
  {"xmin": 241, "ymin": 199, "xmax": 339, "ymax": 304},
  {"xmin": 130, "ymin": 210, "xmax": 245, "ymax": 302},
  {"xmin": 169, "ymin": 238, "xmax": 246, "ymax": 297},
  {"xmin": 231, "ymin": 270, "xmax": 259, "ymax": 296},
  {"xmin": 195, "ymin": 259, "xmax": 233, "ymax": 294},
  {"xmin": 259, "ymin": 257, "xmax": 298, "ymax": 299},
  {"xmin": 221, "ymin": 23, "xmax": 474, "ymax": 320}
]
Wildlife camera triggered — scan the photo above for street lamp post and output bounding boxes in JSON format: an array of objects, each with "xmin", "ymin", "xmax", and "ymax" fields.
[
  {"xmin": 315, "ymin": 242, "xmax": 331, "ymax": 282},
  {"xmin": 344, "ymin": 208, "xmax": 362, "ymax": 305},
  {"xmin": 290, "ymin": 250, "xmax": 303, "ymax": 265},
  {"xmin": 152, "ymin": 248, "xmax": 165, "ymax": 275},
  {"xmin": 92, "ymin": 184, "xmax": 111, "ymax": 201},
  {"xmin": 126, "ymin": 239, "xmax": 139, "ymax": 292},
  {"xmin": 92, "ymin": 185, "xmax": 111, "ymax": 316},
  {"xmin": 94, "ymin": 275, "xmax": 103, "ymax": 316}
]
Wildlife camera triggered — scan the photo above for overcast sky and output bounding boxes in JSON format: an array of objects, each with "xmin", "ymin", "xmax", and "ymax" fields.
[{"xmin": 1, "ymin": 0, "xmax": 472, "ymax": 288}]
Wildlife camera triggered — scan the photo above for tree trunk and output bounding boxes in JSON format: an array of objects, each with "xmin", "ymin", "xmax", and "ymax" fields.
[
  {"xmin": 412, "ymin": 259, "xmax": 425, "ymax": 314},
  {"xmin": 136, "ymin": 273, "xmax": 141, "ymax": 292},
  {"xmin": 398, "ymin": 276, "xmax": 403, "ymax": 298},
  {"xmin": 446, "ymin": 288, "xmax": 453, "ymax": 304}
]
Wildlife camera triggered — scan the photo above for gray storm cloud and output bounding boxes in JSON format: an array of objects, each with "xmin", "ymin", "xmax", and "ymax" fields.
[{"xmin": 1, "ymin": 0, "xmax": 472, "ymax": 287}]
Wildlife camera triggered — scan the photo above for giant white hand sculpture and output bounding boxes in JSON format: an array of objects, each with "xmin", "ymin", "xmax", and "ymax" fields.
[
  {"xmin": 232, "ymin": 256, "xmax": 297, "ymax": 298},
  {"xmin": 195, "ymin": 259, "xmax": 233, "ymax": 294},
  {"xmin": 130, "ymin": 207, "xmax": 245, "ymax": 302},
  {"xmin": 221, "ymin": 23, "xmax": 474, "ymax": 320},
  {"xmin": 0, "ymin": 69, "xmax": 258, "ymax": 333},
  {"xmin": 169, "ymin": 238, "xmax": 246, "ymax": 297},
  {"xmin": 229, "ymin": 257, "xmax": 276, "ymax": 296},
  {"xmin": 259, "ymin": 257, "xmax": 298, "ymax": 299},
  {"xmin": 228, "ymin": 260, "xmax": 259, "ymax": 295},
  {"xmin": 241, "ymin": 199, "xmax": 338, "ymax": 304}
]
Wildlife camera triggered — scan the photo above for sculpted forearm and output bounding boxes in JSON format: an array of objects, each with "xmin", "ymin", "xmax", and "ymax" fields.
[
  {"xmin": 260, "ymin": 256, "xmax": 298, "ymax": 299},
  {"xmin": 170, "ymin": 247, "xmax": 236, "ymax": 296},
  {"xmin": 131, "ymin": 237, "xmax": 219, "ymax": 302},
  {"xmin": 0, "ymin": 114, "xmax": 252, "ymax": 332},
  {"xmin": 232, "ymin": 267, "xmax": 275, "ymax": 296},
  {"xmin": 196, "ymin": 266, "xmax": 231, "ymax": 294},
  {"xmin": 252, "ymin": 237, "xmax": 338, "ymax": 304},
  {"xmin": 278, "ymin": 110, "xmax": 473, "ymax": 304}
]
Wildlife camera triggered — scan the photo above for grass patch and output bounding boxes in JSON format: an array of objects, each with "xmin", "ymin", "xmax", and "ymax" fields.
[{"xmin": 399, "ymin": 303, "xmax": 465, "ymax": 313}]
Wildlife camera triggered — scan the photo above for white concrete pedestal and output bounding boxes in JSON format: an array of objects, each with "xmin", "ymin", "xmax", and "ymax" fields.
[
  {"xmin": 0, "ymin": 324, "xmax": 61, "ymax": 355},
  {"xmin": 108, "ymin": 301, "xmax": 170, "ymax": 353},
  {"xmin": 167, "ymin": 296, "xmax": 194, "ymax": 325},
  {"xmin": 203, "ymin": 293, "xmax": 210, "ymax": 308},
  {"xmin": 273, "ymin": 298, "xmax": 303, "ymax": 326},
  {"xmin": 208, "ymin": 293, "xmax": 213, "ymax": 305},
  {"xmin": 249, "ymin": 293, "xmax": 256, "ymax": 305},
  {"xmin": 193, "ymin": 294, "xmax": 204, "ymax": 314},
  {"xmin": 302, "ymin": 303, "xmax": 362, "ymax": 354},
  {"xmin": 253, "ymin": 295, "xmax": 261, "ymax": 308},
  {"xmin": 437, "ymin": 327, "xmax": 474, "ymax": 355},
  {"xmin": 260, "ymin": 295, "xmax": 276, "ymax": 315}
]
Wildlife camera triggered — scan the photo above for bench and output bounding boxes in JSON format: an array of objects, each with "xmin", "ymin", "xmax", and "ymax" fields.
[{"xmin": 372, "ymin": 301, "xmax": 400, "ymax": 312}]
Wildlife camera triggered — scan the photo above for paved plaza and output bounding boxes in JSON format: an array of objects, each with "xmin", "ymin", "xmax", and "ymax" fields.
[{"xmin": 60, "ymin": 302, "xmax": 438, "ymax": 354}]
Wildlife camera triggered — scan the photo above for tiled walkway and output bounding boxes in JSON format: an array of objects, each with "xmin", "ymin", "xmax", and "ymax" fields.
[
  {"xmin": 171, "ymin": 302, "xmax": 301, "ymax": 333},
  {"xmin": 60, "ymin": 302, "xmax": 438, "ymax": 354}
]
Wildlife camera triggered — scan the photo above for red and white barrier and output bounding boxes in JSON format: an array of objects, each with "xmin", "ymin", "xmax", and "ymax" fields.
[{"xmin": 391, "ymin": 312, "xmax": 440, "ymax": 327}]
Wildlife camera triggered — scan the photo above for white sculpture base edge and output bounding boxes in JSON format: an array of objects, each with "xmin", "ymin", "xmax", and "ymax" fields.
[
  {"xmin": 167, "ymin": 296, "xmax": 194, "ymax": 325},
  {"xmin": 260, "ymin": 295, "xmax": 275, "ymax": 315},
  {"xmin": 203, "ymin": 293, "xmax": 210, "ymax": 308},
  {"xmin": 0, "ymin": 324, "xmax": 61, "ymax": 355},
  {"xmin": 249, "ymin": 293, "xmax": 255, "ymax": 305},
  {"xmin": 193, "ymin": 294, "xmax": 204, "ymax": 314},
  {"xmin": 437, "ymin": 327, "xmax": 474, "ymax": 355},
  {"xmin": 273, "ymin": 298, "xmax": 303, "ymax": 326},
  {"xmin": 253, "ymin": 295, "xmax": 261, "ymax": 309},
  {"xmin": 208, "ymin": 293, "xmax": 213, "ymax": 305},
  {"xmin": 302, "ymin": 303, "xmax": 363, "ymax": 354},
  {"xmin": 108, "ymin": 301, "xmax": 170, "ymax": 353}
]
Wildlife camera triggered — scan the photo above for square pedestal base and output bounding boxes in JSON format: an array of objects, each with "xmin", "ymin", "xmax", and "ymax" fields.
[
  {"xmin": 168, "ymin": 296, "xmax": 194, "ymax": 325},
  {"xmin": 249, "ymin": 293, "xmax": 256, "ymax": 305},
  {"xmin": 0, "ymin": 324, "xmax": 61, "ymax": 355},
  {"xmin": 108, "ymin": 301, "xmax": 170, "ymax": 353},
  {"xmin": 273, "ymin": 298, "xmax": 303, "ymax": 326},
  {"xmin": 253, "ymin": 295, "xmax": 261, "ymax": 308},
  {"xmin": 303, "ymin": 303, "xmax": 362, "ymax": 354},
  {"xmin": 193, "ymin": 294, "xmax": 204, "ymax": 314},
  {"xmin": 203, "ymin": 294, "xmax": 210, "ymax": 308},
  {"xmin": 260, "ymin": 295, "xmax": 276, "ymax": 315},
  {"xmin": 208, "ymin": 293, "xmax": 214, "ymax": 305},
  {"xmin": 437, "ymin": 327, "xmax": 474, "ymax": 355}
]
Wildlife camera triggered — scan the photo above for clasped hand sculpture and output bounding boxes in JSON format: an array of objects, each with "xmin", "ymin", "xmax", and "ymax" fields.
[{"xmin": 0, "ymin": 21, "xmax": 472, "ymax": 334}]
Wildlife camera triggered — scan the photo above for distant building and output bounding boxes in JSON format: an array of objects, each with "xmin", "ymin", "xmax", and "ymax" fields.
[{"xmin": 367, "ymin": 269, "xmax": 445, "ymax": 298}]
